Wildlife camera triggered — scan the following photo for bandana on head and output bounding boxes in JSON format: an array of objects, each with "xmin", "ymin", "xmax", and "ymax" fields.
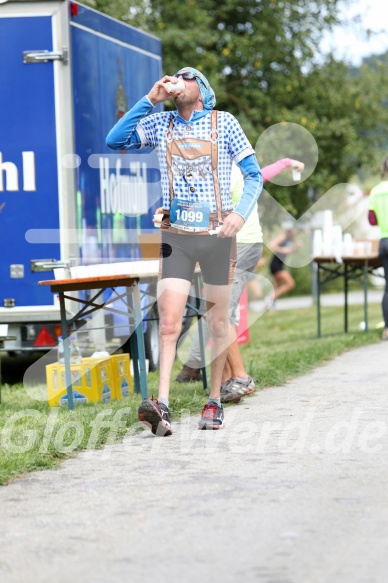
[{"xmin": 175, "ymin": 67, "xmax": 216, "ymax": 110}]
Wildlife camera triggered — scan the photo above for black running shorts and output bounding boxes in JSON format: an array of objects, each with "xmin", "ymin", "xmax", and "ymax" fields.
[
  {"xmin": 159, "ymin": 231, "xmax": 237, "ymax": 285},
  {"xmin": 269, "ymin": 254, "xmax": 285, "ymax": 275}
]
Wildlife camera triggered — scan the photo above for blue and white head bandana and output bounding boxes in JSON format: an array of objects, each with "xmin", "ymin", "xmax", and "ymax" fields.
[{"xmin": 175, "ymin": 66, "xmax": 216, "ymax": 110}]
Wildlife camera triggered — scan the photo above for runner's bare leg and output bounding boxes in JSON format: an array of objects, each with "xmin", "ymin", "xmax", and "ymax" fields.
[
  {"xmin": 204, "ymin": 283, "xmax": 232, "ymax": 399},
  {"xmin": 157, "ymin": 278, "xmax": 191, "ymax": 401},
  {"xmin": 225, "ymin": 325, "xmax": 247, "ymax": 379}
]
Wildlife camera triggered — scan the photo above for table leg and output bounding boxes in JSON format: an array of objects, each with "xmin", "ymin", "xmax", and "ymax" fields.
[
  {"xmin": 194, "ymin": 273, "xmax": 207, "ymax": 390},
  {"xmin": 364, "ymin": 262, "xmax": 368, "ymax": 332},
  {"xmin": 131, "ymin": 285, "xmax": 148, "ymax": 400},
  {"xmin": 129, "ymin": 331, "xmax": 140, "ymax": 394},
  {"xmin": 59, "ymin": 292, "xmax": 74, "ymax": 411},
  {"xmin": 317, "ymin": 264, "xmax": 321, "ymax": 338},
  {"xmin": 344, "ymin": 263, "xmax": 349, "ymax": 333}
]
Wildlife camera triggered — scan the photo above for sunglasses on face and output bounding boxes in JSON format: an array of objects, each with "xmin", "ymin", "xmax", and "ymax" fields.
[{"xmin": 174, "ymin": 71, "xmax": 197, "ymax": 80}]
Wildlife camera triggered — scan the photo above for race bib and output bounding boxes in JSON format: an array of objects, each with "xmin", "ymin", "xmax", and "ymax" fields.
[{"xmin": 170, "ymin": 199, "xmax": 210, "ymax": 232}]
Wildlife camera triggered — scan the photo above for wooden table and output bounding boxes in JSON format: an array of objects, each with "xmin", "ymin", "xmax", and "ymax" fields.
[
  {"xmin": 313, "ymin": 254, "xmax": 383, "ymax": 337},
  {"xmin": 39, "ymin": 274, "xmax": 148, "ymax": 410}
]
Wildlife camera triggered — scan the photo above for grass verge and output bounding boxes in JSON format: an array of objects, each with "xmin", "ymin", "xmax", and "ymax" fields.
[{"xmin": 0, "ymin": 300, "xmax": 383, "ymax": 485}]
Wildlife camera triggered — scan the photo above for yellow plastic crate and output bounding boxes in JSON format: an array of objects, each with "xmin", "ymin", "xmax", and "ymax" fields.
[
  {"xmin": 46, "ymin": 357, "xmax": 114, "ymax": 407},
  {"xmin": 82, "ymin": 354, "xmax": 134, "ymax": 399},
  {"xmin": 110, "ymin": 353, "xmax": 134, "ymax": 399}
]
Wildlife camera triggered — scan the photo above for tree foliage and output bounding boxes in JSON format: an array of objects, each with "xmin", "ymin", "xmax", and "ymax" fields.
[{"xmin": 86, "ymin": 0, "xmax": 388, "ymax": 216}]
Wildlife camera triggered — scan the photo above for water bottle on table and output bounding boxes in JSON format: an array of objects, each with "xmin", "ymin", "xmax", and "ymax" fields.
[
  {"xmin": 57, "ymin": 336, "xmax": 65, "ymax": 364},
  {"xmin": 70, "ymin": 334, "xmax": 83, "ymax": 364}
]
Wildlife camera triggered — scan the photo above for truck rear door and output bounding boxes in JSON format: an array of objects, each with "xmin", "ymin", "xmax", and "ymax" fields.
[{"xmin": 0, "ymin": 0, "xmax": 76, "ymax": 311}]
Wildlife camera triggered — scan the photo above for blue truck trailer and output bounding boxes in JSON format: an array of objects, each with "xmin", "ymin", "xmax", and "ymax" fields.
[{"xmin": 0, "ymin": 0, "xmax": 163, "ymax": 361}]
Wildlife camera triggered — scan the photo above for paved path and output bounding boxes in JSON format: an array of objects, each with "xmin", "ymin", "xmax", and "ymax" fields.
[
  {"xmin": 249, "ymin": 289, "xmax": 383, "ymax": 311},
  {"xmin": 1, "ymin": 342, "xmax": 388, "ymax": 583}
]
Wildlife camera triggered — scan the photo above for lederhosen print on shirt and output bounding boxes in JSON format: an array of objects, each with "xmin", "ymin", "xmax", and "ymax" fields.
[{"xmin": 162, "ymin": 110, "xmax": 229, "ymax": 234}]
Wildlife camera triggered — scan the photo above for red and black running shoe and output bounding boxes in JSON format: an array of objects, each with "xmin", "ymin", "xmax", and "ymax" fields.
[
  {"xmin": 198, "ymin": 402, "xmax": 225, "ymax": 430},
  {"xmin": 138, "ymin": 397, "xmax": 172, "ymax": 436}
]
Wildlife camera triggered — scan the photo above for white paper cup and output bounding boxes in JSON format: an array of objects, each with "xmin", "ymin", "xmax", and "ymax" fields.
[
  {"xmin": 54, "ymin": 268, "xmax": 66, "ymax": 280},
  {"xmin": 292, "ymin": 169, "xmax": 301, "ymax": 181},
  {"xmin": 166, "ymin": 79, "xmax": 185, "ymax": 94},
  {"xmin": 153, "ymin": 213, "xmax": 163, "ymax": 228}
]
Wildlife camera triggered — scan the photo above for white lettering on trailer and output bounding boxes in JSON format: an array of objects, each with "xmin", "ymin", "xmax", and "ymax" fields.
[
  {"xmin": 0, "ymin": 151, "xmax": 36, "ymax": 192},
  {"xmin": 22, "ymin": 152, "xmax": 36, "ymax": 191},
  {"xmin": 99, "ymin": 156, "xmax": 148, "ymax": 216}
]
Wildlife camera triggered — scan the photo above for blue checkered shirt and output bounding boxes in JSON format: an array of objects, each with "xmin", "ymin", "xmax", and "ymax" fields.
[{"xmin": 136, "ymin": 110, "xmax": 255, "ymax": 214}]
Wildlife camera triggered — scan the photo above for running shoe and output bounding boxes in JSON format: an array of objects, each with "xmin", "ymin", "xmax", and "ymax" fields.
[
  {"xmin": 198, "ymin": 402, "xmax": 225, "ymax": 430},
  {"xmin": 137, "ymin": 397, "xmax": 172, "ymax": 436},
  {"xmin": 220, "ymin": 378, "xmax": 241, "ymax": 404},
  {"xmin": 176, "ymin": 364, "xmax": 202, "ymax": 383},
  {"xmin": 264, "ymin": 295, "xmax": 275, "ymax": 310},
  {"xmin": 231, "ymin": 376, "xmax": 256, "ymax": 396}
]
